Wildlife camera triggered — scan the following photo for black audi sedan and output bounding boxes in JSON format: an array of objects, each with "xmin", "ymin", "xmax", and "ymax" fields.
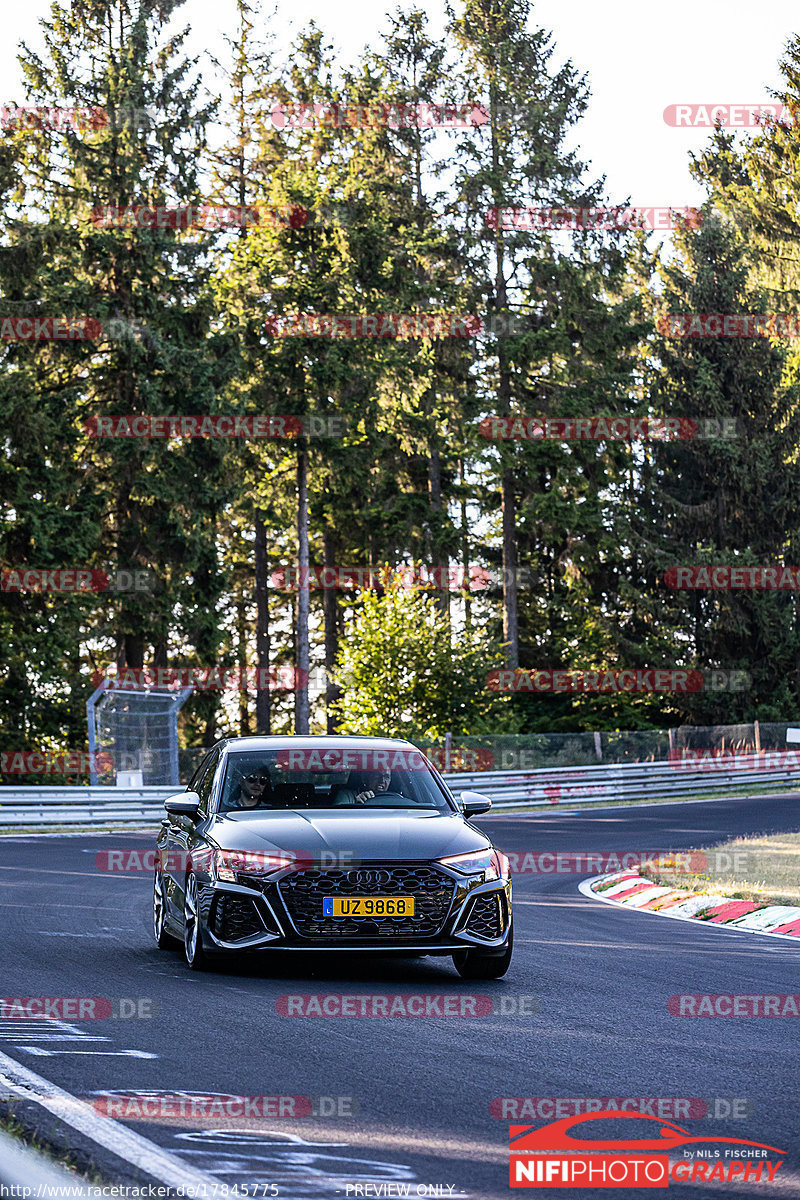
[{"xmin": 154, "ymin": 735, "xmax": 512, "ymax": 977}]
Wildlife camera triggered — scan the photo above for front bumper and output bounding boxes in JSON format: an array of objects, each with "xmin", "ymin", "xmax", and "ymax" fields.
[{"xmin": 195, "ymin": 862, "xmax": 512, "ymax": 954}]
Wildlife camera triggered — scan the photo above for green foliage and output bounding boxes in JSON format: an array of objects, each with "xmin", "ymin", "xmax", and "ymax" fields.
[
  {"xmin": 633, "ymin": 206, "xmax": 800, "ymax": 723},
  {"xmin": 4, "ymin": 0, "xmax": 800, "ymax": 770},
  {"xmin": 331, "ymin": 583, "xmax": 507, "ymax": 738}
]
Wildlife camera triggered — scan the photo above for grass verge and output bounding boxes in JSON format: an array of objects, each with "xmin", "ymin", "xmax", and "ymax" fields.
[
  {"xmin": 638, "ymin": 830, "xmax": 800, "ymax": 906},
  {"xmin": 0, "ymin": 1107, "xmax": 108, "ymax": 1187}
]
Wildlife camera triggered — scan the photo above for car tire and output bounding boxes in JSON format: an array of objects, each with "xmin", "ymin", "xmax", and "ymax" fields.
[
  {"xmin": 153, "ymin": 871, "xmax": 180, "ymax": 949},
  {"xmin": 452, "ymin": 919, "xmax": 513, "ymax": 980},
  {"xmin": 183, "ymin": 873, "xmax": 211, "ymax": 970}
]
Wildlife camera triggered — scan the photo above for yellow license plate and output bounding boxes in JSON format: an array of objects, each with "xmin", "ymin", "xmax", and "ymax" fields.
[{"xmin": 323, "ymin": 895, "xmax": 415, "ymax": 917}]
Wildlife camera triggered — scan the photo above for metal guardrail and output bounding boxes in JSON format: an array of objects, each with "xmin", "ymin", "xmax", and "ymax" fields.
[
  {"xmin": 0, "ymin": 786, "xmax": 175, "ymax": 826},
  {"xmin": 1, "ymin": 755, "xmax": 799, "ymax": 827},
  {"xmin": 446, "ymin": 753, "xmax": 800, "ymax": 808}
]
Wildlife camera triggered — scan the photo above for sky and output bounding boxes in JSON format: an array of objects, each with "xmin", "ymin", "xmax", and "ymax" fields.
[{"xmin": 0, "ymin": 0, "xmax": 798, "ymax": 212}]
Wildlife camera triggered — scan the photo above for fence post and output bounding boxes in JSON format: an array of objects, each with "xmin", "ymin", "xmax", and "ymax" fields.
[
  {"xmin": 445, "ymin": 731, "xmax": 452, "ymax": 773},
  {"xmin": 754, "ymin": 720, "xmax": 761, "ymax": 754},
  {"xmin": 593, "ymin": 731, "xmax": 602, "ymax": 761}
]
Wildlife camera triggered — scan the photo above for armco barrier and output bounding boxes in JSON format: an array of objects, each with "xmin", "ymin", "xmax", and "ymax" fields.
[
  {"xmin": 1, "ymin": 754, "xmax": 800, "ymax": 827},
  {"xmin": 445, "ymin": 752, "xmax": 800, "ymax": 808},
  {"xmin": 0, "ymin": 785, "xmax": 175, "ymax": 827}
]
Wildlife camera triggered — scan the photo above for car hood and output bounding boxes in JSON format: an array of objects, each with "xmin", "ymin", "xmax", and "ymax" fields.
[{"xmin": 207, "ymin": 809, "xmax": 489, "ymax": 862}]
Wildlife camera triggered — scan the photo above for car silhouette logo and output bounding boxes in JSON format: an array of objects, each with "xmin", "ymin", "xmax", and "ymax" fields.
[{"xmin": 510, "ymin": 1112, "xmax": 785, "ymax": 1155}]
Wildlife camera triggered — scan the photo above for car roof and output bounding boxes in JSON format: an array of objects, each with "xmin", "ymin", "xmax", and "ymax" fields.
[{"xmin": 217, "ymin": 735, "xmax": 421, "ymax": 754}]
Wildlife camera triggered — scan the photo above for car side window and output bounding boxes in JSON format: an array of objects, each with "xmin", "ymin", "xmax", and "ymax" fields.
[
  {"xmin": 187, "ymin": 750, "xmax": 214, "ymax": 794},
  {"xmin": 193, "ymin": 750, "xmax": 220, "ymax": 815}
]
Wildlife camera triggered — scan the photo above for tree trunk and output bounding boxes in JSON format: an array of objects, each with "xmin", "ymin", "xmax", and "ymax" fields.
[
  {"xmin": 492, "ymin": 89, "xmax": 518, "ymax": 668},
  {"xmin": 254, "ymin": 512, "xmax": 271, "ymax": 734},
  {"xmin": 459, "ymin": 457, "xmax": 472, "ymax": 629},
  {"xmin": 295, "ymin": 448, "xmax": 310, "ymax": 734},
  {"xmin": 236, "ymin": 587, "xmax": 250, "ymax": 735},
  {"xmin": 153, "ymin": 639, "xmax": 167, "ymax": 672},
  {"xmin": 323, "ymin": 528, "xmax": 341, "ymax": 732},
  {"xmin": 116, "ymin": 471, "xmax": 145, "ymax": 670},
  {"xmin": 501, "ymin": 469, "xmax": 518, "ymax": 666},
  {"xmin": 428, "ymin": 440, "xmax": 449, "ymax": 618}
]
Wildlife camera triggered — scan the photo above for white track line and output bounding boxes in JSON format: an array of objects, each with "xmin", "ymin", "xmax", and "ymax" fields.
[
  {"xmin": 578, "ymin": 876, "xmax": 800, "ymax": 944},
  {"xmin": 0, "ymin": 1049, "xmax": 221, "ymax": 1190},
  {"xmin": 0, "ymin": 831, "xmax": 153, "ymax": 839},
  {"xmin": 485, "ymin": 790, "xmax": 800, "ymax": 817}
]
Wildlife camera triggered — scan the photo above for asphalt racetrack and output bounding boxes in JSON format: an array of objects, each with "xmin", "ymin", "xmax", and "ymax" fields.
[{"xmin": 2, "ymin": 795, "xmax": 800, "ymax": 1199}]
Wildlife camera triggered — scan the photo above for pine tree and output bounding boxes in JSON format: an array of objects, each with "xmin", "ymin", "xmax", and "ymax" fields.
[
  {"xmin": 637, "ymin": 208, "xmax": 800, "ymax": 722},
  {"xmin": 2, "ymin": 0, "xmax": 238, "ymax": 751},
  {"xmin": 450, "ymin": 0, "xmax": 611, "ymax": 667}
]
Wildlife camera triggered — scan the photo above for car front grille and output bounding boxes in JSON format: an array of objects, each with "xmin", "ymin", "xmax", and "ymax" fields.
[
  {"xmin": 211, "ymin": 895, "xmax": 265, "ymax": 942},
  {"xmin": 278, "ymin": 865, "xmax": 455, "ymax": 939},
  {"xmin": 465, "ymin": 892, "xmax": 503, "ymax": 939}
]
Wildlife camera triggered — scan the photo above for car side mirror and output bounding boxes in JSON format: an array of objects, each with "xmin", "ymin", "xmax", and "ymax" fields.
[
  {"xmin": 460, "ymin": 790, "xmax": 492, "ymax": 817},
  {"xmin": 164, "ymin": 792, "xmax": 200, "ymax": 820}
]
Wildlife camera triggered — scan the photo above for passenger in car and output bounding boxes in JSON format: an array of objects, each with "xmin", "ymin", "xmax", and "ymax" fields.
[
  {"xmin": 332, "ymin": 768, "xmax": 393, "ymax": 805},
  {"xmin": 229, "ymin": 768, "xmax": 273, "ymax": 808}
]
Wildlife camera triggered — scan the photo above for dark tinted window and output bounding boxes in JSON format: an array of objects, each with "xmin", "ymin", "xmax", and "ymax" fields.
[
  {"xmin": 187, "ymin": 749, "xmax": 215, "ymax": 793},
  {"xmin": 218, "ymin": 748, "xmax": 452, "ymax": 813},
  {"xmin": 194, "ymin": 749, "xmax": 220, "ymax": 813}
]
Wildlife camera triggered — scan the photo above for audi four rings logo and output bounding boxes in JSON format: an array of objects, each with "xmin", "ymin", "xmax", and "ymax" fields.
[{"xmin": 354, "ymin": 870, "xmax": 390, "ymax": 887}]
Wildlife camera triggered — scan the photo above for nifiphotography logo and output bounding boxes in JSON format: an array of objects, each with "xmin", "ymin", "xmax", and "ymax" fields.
[{"xmin": 508, "ymin": 1111, "xmax": 785, "ymax": 1188}]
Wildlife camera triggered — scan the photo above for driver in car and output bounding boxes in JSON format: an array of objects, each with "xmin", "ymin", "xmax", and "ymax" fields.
[
  {"xmin": 230, "ymin": 768, "xmax": 273, "ymax": 809},
  {"xmin": 334, "ymin": 768, "xmax": 392, "ymax": 805}
]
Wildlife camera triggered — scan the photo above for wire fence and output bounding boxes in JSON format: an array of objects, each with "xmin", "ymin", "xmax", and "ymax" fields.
[
  {"xmin": 418, "ymin": 721, "xmax": 796, "ymax": 773},
  {"xmin": 86, "ymin": 680, "xmax": 193, "ymax": 786},
  {"xmin": 180, "ymin": 722, "xmax": 796, "ymax": 780},
  {"xmin": 4, "ymin": 721, "xmax": 796, "ymax": 788}
]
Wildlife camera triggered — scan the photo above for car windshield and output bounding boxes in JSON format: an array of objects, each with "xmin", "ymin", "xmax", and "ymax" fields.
[{"xmin": 217, "ymin": 748, "xmax": 453, "ymax": 814}]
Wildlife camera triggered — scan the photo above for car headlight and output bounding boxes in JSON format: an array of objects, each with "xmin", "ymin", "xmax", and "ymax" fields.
[
  {"xmin": 438, "ymin": 849, "xmax": 508, "ymax": 881},
  {"xmin": 212, "ymin": 849, "xmax": 295, "ymax": 882}
]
